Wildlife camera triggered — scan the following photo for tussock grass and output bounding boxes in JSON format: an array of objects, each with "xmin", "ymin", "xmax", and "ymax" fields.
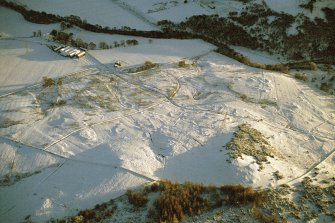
[
  {"xmin": 226, "ymin": 124, "xmax": 275, "ymax": 170},
  {"xmin": 0, "ymin": 117, "xmax": 23, "ymax": 128}
]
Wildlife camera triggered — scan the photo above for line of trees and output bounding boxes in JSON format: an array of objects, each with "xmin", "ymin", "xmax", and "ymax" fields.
[{"xmin": 49, "ymin": 29, "xmax": 138, "ymax": 50}]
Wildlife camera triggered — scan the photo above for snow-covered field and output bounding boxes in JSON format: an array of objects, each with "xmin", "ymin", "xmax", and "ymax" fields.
[
  {"xmin": 89, "ymin": 38, "xmax": 215, "ymax": 67},
  {"xmin": 0, "ymin": 7, "xmax": 58, "ymax": 38},
  {"xmin": 121, "ymin": 0, "xmax": 211, "ymax": 23},
  {"xmin": 0, "ymin": 2, "xmax": 335, "ymax": 223},
  {"xmin": 0, "ymin": 39, "xmax": 94, "ymax": 95},
  {"xmin": 9, "ymin": 0, "xmax": 157, "ymax": 31}
]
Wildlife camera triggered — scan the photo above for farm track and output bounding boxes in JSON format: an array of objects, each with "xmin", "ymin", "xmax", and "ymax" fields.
[{"xmin": 282, "ymin": 145, "xmax": 335, "ymax": 186}]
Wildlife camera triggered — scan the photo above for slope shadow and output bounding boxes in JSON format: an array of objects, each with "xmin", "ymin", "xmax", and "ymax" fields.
[
  {"xmin": 154, "ymin": 132, "xmax": 250, "ymax": 185},
  {"xmin": 73, "ymin": 142, "xmax": 122, "ymax": 166}
]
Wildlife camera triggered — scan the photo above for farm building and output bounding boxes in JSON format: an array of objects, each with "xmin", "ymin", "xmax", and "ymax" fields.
[
  {"xmin": 114, "ymin": 61, "xmax": 122, "ymax": 67},
  {"xmin": 76, "ymin": 51, "xmax": 86, "ymax": 58},
  {"xmin": 51, "ymin": 45, "xmax": 86, "ymax": 59}
]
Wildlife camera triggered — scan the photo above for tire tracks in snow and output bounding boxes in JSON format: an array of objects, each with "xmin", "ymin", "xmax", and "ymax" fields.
[
  {"xmin": 110, "ymin": 0, "xmax": 158, "ymax": 30},
  {"xmin": 0, "ymin": 134, "xmax": 158, "ymax": 183},
  {"xmin": 0, "ymin": 100, "xmax": 163, "ymax": 183},
  {"xmin": 280, "ymin": 145, "xmax": 335, "ymax": 187}
]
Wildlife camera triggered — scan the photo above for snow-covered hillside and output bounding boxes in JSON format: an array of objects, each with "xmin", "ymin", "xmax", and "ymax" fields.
[{"xmin": 0, "ymin": 1, "xmax": 334, "ymax": 223}]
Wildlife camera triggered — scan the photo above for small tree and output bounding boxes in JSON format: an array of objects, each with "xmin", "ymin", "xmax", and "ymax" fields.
[
  {"xmin": 113, "ymin": 41, "xmax": 120, "ymax": 48},
  {"xmin": 88, "ymin": 42, "xmax": 96, "ymax": 50},
  {"xmin": 75, "ymin": 38, "xmax": 83, "ymax": 47},
  {"xmin": 60, "ymin": 21, "xmax": 67, "ymax": 30},
  {"xmin": 50, "ymin": 29, "xmax": 58, "ymax": 37},
  {"xmin": 126, "ymin": 39, "xmax": 139, "ymax": 46},
  {"xmin": 57, "ymin": 78, "xmax": 63, "ymax": 86},
  {"xmin": 99, "ymin": 41, "xmax": 109, "ymax": 49}
]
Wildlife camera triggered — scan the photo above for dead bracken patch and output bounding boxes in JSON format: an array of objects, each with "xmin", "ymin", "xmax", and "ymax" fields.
[
  {"xmin": 50, "ymin": 181, "xmax": 265, "ymax": 223},
  {"xmin": 126, "ymin": 190, "xmax": 148, "ymax": 207},
  {"xmin": 226, "ymin": 124, "xmax": 275, "ymax": 170},
  {"xmin": 48, "ymin": 179, "xmax": 335, "ymax": 223}
]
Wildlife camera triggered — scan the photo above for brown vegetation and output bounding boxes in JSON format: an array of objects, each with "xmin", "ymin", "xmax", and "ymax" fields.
[
  {"xmin": 126, "ymin": 190, "xmax": 148, "ymax": 207},
  {"xmin": 127, "ymin": 61, "xmax": 158, "ymax": 73},
  {"xmin": 152, "ymin": 180, "xmax": 265, "ymax": 223},
  {"xmin": 220, "ymin": 184, "xmax": 265, "ymax": 206},
  {"xmin": 42, "ymin": 76, "xmax": 55, "ymax": 88},
  {"xmin": 154, "ymin": 181, "xmax": 209, "ymax": 223},
  {"xmin": 51, "ymin": 180, "xmax": 267, "ymax": 223}
]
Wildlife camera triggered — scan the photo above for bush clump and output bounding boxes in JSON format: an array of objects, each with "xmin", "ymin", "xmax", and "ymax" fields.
[
  {"xmin": 220, "ymin": 184, "xmax": 265, "ymax": 206},
  {"xmin": 126, "ymin": 190, "xmax": 148, "ymax": 207},
  {"xmin": 265, "ymin": 64, "xmax": 289, "ymax": 74},
  {"xmin": 288, "ymin": 62, "xmax": 317, "ymax": 70},
  {"xmin": 294, "ymin": 73, "xmax": 308, "ymax": 81},
  {"xmin": 177, "ymin": 60, "xmax": 191, "ymax": 68},
  {"xmin": 42, "ymin": 76, "xmax": 55, "ymax": 88},
  {"xmin": 320, "ymin": 82, "xmax": 332, "ymax": 93},
  {"xmin": 128, "ymin": 61, "xmax": 158, "ymax": 73},
  {"xmin": 154, "ymin": 181, "xmax": 209, "ymax": 223}
]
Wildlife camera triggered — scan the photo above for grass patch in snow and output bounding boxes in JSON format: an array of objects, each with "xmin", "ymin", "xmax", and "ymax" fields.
[
  {"xmin": 0, "ymin": 170, "xmax": 42, "ymax": 186},
  {"xmin": 225, "ymin": 124, "xmax": 275, "ymax": 170},
  {"xmin": 0, "ymin": 117, "xmax": 23, "ymax": 128},
  {"xmin": 262, "ymin": 178, "xmax": 335, "ymax": 222},
  {"xmin": 273, "ymin": 170, "xmax": 284, "ymax": 181}
]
